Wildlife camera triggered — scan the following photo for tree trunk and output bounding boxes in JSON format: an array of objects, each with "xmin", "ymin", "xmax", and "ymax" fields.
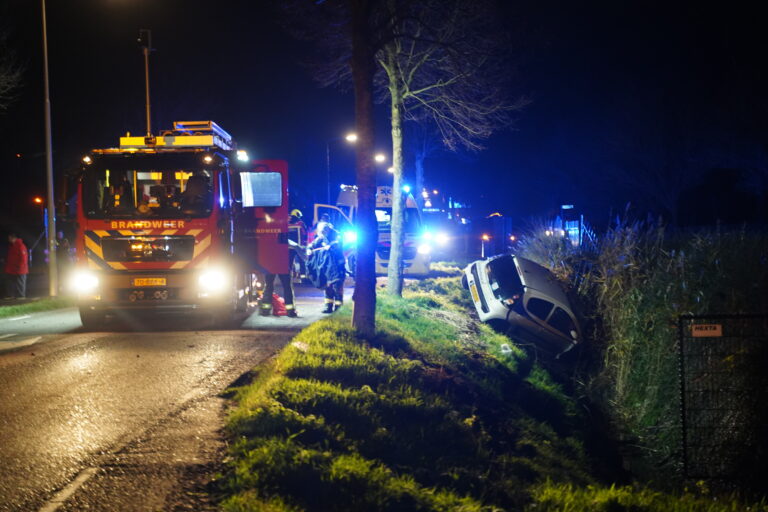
[
  {"xmin": 349, "ymin": 0, "xmax": 377, "ymax": 337},
  {"xmin": 386, "ymin": 46, "xmax": 405, "ymax": 297}
]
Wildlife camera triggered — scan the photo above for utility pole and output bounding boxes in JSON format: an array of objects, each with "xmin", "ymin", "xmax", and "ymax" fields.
[
  {"xmin": 138, "ymin": 29, "xmax": 153, "ymax": 137},
  {"xmin": 41, "ymin": 0, "xmax": 57, "ymax": 296}
]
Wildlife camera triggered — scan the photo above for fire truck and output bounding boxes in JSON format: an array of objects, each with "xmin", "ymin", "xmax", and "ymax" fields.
[
  {"xmin": 70, "ymin": 121, "xmax": 289, "ymax": 328},
  {"xmin": 313, "ymin": 185, "xmax": 431, "ymax": 276}
]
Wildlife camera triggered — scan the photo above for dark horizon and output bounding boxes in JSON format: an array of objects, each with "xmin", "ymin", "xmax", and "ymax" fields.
[{"xmin": 2, "ymin": 0, "xmax": 767, "ymax": 237}]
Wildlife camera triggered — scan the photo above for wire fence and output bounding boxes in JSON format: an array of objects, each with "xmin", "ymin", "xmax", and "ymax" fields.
[{"xmin": 678, "ymin": 315, "xmax": 768, "ymax": 485}]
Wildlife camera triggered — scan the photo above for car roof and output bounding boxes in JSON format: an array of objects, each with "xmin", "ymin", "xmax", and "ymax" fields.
[{"xmin": 512, "ymin": 256, "xmax": 571, "ymax": 306}]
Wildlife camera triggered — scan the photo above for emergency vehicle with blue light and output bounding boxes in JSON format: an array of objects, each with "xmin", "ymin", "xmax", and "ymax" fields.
[
  {"xmin": 313, "ymin": 184, "xmax": 431, "ymax": 276},
  {"xmin": 71, "ymin": 120, "xmax": 289, "ymax": 327}
]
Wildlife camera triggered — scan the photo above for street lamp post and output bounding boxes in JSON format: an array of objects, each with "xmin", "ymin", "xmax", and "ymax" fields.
[
  {"xmin": 41, "ymin": 0, "xmax": 57, "ymax": 296},
  {"xmin": 326, "ymin": 132, "xmax": 358, "ymax": 204},
  {"xmin": 481, "ymin": 234, "xmax": 490, "ymax": 258}
]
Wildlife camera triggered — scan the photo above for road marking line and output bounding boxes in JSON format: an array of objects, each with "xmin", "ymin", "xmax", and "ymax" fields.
[
  {"xmin": 0, "ymin": 333, "xmax": 15, "ymax": 339},
  {"xmin": 38, "ymin": 467, "xmax": 98, "ymax": 512},
  {"xmin": 6, "ymin": 315, "xmax": 31, "ymax": 322}
]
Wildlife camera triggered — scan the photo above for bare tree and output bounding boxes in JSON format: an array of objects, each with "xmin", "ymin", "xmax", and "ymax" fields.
[
  {"xmin": 378, "ymin": 0, "xmax": 528, "ymax": 295},
  {"xmin": 280, "ymin": 0, "xmax": 386, "ymax": 335},
  {"xmin": 405, "ymin": 123, "xmax": 442, "ymax": 209},
  {"xmin": 0, "ymin": 31, "xmax": 22, "ymax": 111},
  {"xmin": 348, "ymin": 0, "xmax": 378, "ymax": 336}
]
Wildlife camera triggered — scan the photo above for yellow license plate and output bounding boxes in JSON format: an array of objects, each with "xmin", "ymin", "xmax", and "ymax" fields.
[
  {"xmin": 469, "ymin": 282, "xmax": 480, "ymax": 304},
  {"xmin": 133, "ymin": 277, "xmax": 166, "ymax": 287}
]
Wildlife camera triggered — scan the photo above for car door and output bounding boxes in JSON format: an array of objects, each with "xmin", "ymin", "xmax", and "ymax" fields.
[
  {"xmin": 523, "ymin": 295, "xmax": 556, "ymax": 340},
  {"xmin": 545, "ymin": 306, "xmax": 580, "ymax": 344}
]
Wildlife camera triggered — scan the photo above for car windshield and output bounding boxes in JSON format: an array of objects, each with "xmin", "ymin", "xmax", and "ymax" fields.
[
  {"xmin": 83, "ymin": 167, "xmax": 213, "ymax": 219},
  {"xmin": 375, "ymin": 208, "xmax": 420, "ymax": 233},
  {"xmin": 486, "ymin": 255, "xmax": 524, "ymax": 300}
]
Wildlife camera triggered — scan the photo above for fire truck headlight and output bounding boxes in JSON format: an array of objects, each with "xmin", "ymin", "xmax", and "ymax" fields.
[
  {"xmin": 342, "ymin": 229, "xmax": 358, "ymax": 245},
  {"xmin": 198, "ymin": 268, "xmax": 228, "ymax": 293},
  {"xmin": 417, "ymin": 243, "xmax": 432, "ymax": 255},
  {"xmin": 237, "ymin": 150, "xmax": 249, "ymax": 162},
  {"xmin": 435, "ymin": 232, "xmax": 449, "ymax": 246},
  {"xmin": 70, "ymin": 270, "xmax": 99, "ymax": 294},
  {"xmin": 421, "ymin": 230, "xmax": 433, "ymax": 241}
]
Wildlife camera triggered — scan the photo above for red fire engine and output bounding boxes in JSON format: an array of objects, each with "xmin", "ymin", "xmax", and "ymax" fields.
[{"xmin": 71, "ymin": 120, "xmax": 288, "ymax": 327}]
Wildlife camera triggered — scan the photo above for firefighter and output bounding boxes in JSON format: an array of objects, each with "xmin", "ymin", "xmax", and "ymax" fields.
[
  {"xmin": 288, "ymin": 209, "xmax": 308, "ymax": 281},
  {"xmin": 307, "ymin": 222, "xmax": 346, "ymax": 313},
  {"xmin": 259, "ymin": 271, "xmax": 296, "ymax": 317}
]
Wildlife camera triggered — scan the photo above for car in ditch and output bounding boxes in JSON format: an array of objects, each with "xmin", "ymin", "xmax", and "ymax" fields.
[{"xmin": 462, "ymin": 254, "xmax": 581, "ymax": 355}]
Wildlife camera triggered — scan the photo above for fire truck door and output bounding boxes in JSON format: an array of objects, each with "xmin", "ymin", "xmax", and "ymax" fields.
[{"xmin": 233, "ymin": 161, "xmax": 289, "ymax": 275}]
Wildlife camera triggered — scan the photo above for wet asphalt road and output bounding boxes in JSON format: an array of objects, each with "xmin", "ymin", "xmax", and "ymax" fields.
[{"xmin": 0, "ymin": 286, "xmax": 328, "ymax": 511}]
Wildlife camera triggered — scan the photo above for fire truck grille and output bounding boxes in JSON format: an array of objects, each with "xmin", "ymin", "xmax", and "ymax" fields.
[
  {"xmin": 102, "ymin": 236, "xmax": 195, "ymax": 262},
  {"xmin": 118, "ymin": 288, "xmax": 178, "ymax": 302}
]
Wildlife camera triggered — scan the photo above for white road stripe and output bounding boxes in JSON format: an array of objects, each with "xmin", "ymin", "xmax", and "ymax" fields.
[
  {"xmin": 6, "ymin": 315, "xmax": 31, "ymax": 322},
  {"xmin": 0, "ymin": 333, "xmax": 15, "ymax": 339},
  {"xmin": 38, "ymin": 467, "xmax": 99, "ymax": 512},
  {"xmin": 0, "ymin": 336, "xmax": 41, "ymax": 351}
]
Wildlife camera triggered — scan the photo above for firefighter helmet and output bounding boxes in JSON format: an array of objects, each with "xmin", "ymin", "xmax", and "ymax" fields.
[{"xmin": 290, "ymin": 209, "xmax": 303, "ymax": 219}]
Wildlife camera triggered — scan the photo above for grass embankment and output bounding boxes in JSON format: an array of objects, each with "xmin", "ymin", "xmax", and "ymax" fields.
[
  {"xmin": 0, "ymin": 296, "xmax": 74, "ymax": 319},
  {"xmin": 219, "ymin": 266, "xmax": 767, "ymax": 510},
  {"xmin": 517, "ymin": 220, "xmax": 768, "ymax": 487},
  {"xmin": 220, "ymin": 275, "xmax": 593, "ymax": 511}
]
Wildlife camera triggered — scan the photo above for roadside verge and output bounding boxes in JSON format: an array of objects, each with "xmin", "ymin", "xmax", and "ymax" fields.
[
  {"xmin": 0, "ymin": 297, "xmax": 74, "ymax": 320},
  {"xmin": 218, "ymin": 276, "xmax": 592, "ymax": 511}
]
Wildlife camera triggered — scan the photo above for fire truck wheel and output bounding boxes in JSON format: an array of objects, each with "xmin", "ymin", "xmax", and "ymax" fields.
[{"xmin": 79, "ymin": 308, "xmax": 105, "ymax": 330}]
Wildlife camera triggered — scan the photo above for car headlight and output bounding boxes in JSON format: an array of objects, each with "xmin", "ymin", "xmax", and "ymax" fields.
[
  {"xmin": 70, "ymin": 270, "xmax": 99, "ymax": 294},
  {"xmin": 198, "ymin": 268, "xmax": 228, "ymax": 293},
  {"xmin": 417, "ymin": 243, "xmax": 432, "ymax": 255},
  {"xmin": 435, "ymin": 232, "xmax": 449, "ymax": 246}
]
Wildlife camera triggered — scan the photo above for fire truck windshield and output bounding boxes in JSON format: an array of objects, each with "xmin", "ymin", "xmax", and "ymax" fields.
[{"xmin": 83, "ymin": 167, "xmax": 214, "ymax": 219}]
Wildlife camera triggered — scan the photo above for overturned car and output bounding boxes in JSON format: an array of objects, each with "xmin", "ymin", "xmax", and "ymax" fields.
[{"xmin": 463, "ymin": 254, "xmax": 581, "ymax": 355}]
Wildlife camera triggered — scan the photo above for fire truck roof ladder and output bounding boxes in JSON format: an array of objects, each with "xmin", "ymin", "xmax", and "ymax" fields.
[
  {"xmin": 173, "ymin": 121, "xmax": 233, "ymax": 147},
  {"xmin": 119, "ymin": 120, "xmax": 233, "ymax": 151}
]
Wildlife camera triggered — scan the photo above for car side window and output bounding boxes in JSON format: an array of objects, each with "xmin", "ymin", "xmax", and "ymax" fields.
[
  {"xmin": 548, "ymin": 307, "xmax": 577, "ymax": 338},
  {"xmin": 527, "ymin": 297, "xmax": 553, "ymax": 321}
]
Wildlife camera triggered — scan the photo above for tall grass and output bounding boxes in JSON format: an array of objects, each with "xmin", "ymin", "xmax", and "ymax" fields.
[{"xmin": 517, "ymin": 218, "xmax": 768, "ymax": 482}]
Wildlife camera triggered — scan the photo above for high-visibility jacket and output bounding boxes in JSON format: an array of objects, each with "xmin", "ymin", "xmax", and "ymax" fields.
[{"xmin": 5, "ymin": 238, "xmax": 29, "ymax": 275}]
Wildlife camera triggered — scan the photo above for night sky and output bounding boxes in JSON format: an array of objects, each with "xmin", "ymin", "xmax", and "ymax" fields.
[{"xmin": 1, "ymin": 0, "xmax": 767, "ymax": 238}]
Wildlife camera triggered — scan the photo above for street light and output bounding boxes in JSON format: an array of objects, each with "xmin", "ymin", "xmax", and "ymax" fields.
[
  {"xmin": 326, "ymin": 132, "xmax": 357, "ymax": 204},
  {"xmin": 481, "ymin": 234, "xmax": 490, "ymax": 258},
  {"xmin": 374, "ymin": 153, "xmax": 386, "ymax": 163},
  {"xmin": 41, "ymin": 0, "xmax": 57, "ymax": 296}
]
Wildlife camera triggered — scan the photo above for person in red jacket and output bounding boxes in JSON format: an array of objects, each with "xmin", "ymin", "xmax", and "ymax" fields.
[{"xmin": 5, "ymin": 232, "xmax": 29, "ymax": 299}]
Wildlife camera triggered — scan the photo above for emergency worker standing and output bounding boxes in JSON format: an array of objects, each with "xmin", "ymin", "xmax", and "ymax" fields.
[
  {"xmin": 307, "ymin": 222, "xmax": 346, "ymax": 313},
  {"xmin": 258, "ymin": 209, "xmax": 307, "ymax": 318},
  {"xmin": 288, "ymin": 209, "xmax": 308, "ymax": 281},
  {"xmin": 4, "ymin": 232, "xmax": 29, "ymax": 299},
  {"xmin": 260, "ymin": 271, "xmax": 296, "ymax": 317}
]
